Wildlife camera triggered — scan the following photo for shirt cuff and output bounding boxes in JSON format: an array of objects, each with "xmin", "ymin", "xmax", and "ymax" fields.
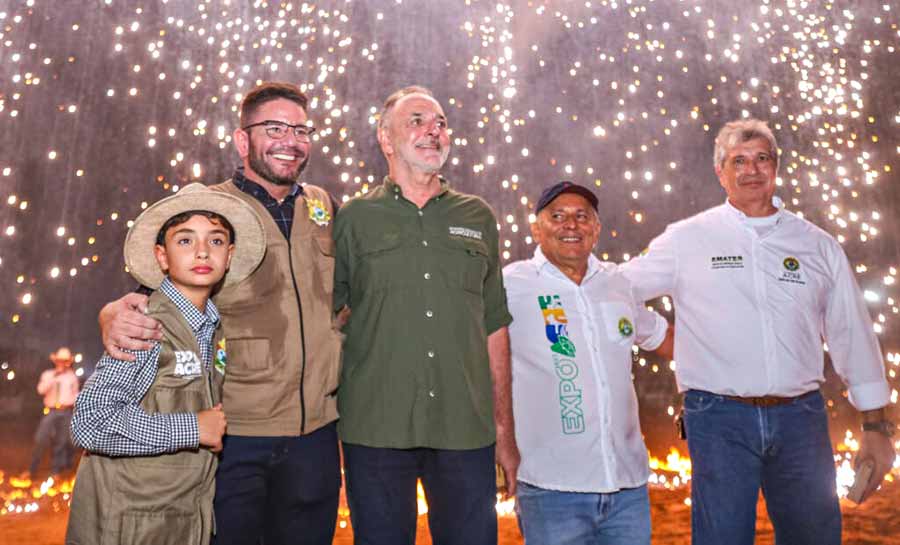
[
  {"xmin": 169, "ymin": 412, "xmax": 200, "ymax": 451},
  {"xmin": 847, "ymin": 380, "xmax": 892, "ymax": 412},
  {"xmin": 639, "ymin": 314, "xmax": 669, "ymax": 351},
  {"xmin": 485, "ymin": 308, "xmax": 513, "ymax": 336}
]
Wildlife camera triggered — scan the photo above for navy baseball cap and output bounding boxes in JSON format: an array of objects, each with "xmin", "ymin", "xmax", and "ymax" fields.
[{"xmin": 535, "ymin": 181, "xmax": 599, "ymax": 214}]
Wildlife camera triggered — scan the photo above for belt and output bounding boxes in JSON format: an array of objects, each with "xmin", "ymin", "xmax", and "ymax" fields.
[{"xmin": 723, "ymin": 391, "xmax": 815, "ymax": 407}]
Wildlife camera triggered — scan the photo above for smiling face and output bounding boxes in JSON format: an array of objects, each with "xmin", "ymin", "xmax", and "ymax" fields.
[
  {"xmin": 531, "ymin": 192, "xmax": 601, "ymax": 284},
  {"xmin": 378, "ymin": 93, "xmax": 451, "ymax": 175},
  {"xmin": 154, "ymin": 214, "xmax": 234, "ymax": 305},
  {"xmin": 715, "ymin": 136, "xmax": 778, "ymax": 216},
  {"xmin": 235, "ymin": 98, "xmax": 311, "ymax": 187}
]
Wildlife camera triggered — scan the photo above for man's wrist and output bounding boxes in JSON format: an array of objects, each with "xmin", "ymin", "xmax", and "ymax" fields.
[{"xmin": 862, "ymin": 420, "xmax": 896, "ymax": 438}]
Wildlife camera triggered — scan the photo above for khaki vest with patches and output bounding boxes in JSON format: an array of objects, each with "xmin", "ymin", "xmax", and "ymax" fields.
[
  {"xmin": 209, "ymin": 181, "xmax": 342, "ymax": 436},
  {"xmin": 66, "ymin": 292, "xmax": 222, "ymax": 545}
]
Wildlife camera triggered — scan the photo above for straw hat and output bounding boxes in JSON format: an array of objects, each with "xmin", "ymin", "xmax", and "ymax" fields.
[
  {"xmin": 124, "ymin": 183, "xmax": 266, "ymax": 289},
  {"xmin": 49, "ymin": 347, "xmax": 74, "ymax": 364}
]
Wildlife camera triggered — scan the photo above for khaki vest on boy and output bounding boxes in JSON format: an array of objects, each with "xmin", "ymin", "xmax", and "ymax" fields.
[
  {"xmin": 66, "ymin": 292, "xmax": 223, "ymax": 545},
  {"xmin": 209, "ymin": 181, "xmax": 341, "ymax": 436}
]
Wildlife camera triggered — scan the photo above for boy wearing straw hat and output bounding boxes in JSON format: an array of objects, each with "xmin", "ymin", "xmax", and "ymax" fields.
[{"xmin": 66, "ymin": 183, "xmax": 265, "ymax": 545}]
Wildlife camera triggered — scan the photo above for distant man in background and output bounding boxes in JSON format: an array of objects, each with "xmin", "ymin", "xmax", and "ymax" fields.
[
  {"xmin": 28, "ymin": 346, "xmax": 79, "ymax": 478},
  {"xmin": 504, "ymin": 181, "xmax": 672, "ymax": 545},
  {"xmin": 622, "ymin": 118, "xmax": 895, "ymax": 545}
]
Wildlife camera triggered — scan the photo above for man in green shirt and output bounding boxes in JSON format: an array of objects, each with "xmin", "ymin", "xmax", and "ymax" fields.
[{"xmin": 333, "ymin": 86, "xmax": 518, "ymax": 545}]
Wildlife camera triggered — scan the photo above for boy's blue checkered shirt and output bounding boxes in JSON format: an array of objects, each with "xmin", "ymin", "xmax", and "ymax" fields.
[{"xmin": 71, "ymin": 277, "xmax": 220, "ymax": 456}]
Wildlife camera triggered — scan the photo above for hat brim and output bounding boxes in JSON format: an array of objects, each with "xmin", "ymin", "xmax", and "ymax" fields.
[{"xmin": 124, "ymin": 184, "xmax": 267, "ymax": 289}]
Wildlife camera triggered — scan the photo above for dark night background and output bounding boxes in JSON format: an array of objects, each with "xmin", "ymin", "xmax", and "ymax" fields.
[{"xmin": 1, "ymin": 0, "xmax": 898, "ymax": 455}]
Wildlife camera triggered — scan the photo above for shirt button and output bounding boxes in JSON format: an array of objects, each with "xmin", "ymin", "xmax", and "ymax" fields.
[
  {"xmin": 418, "ymin": 210, "xmax": 424, "ymax": 216},
  {"xmin": 427, "ymin": 350, "xmax": 435, "ymax": 358},
  {"xmin": 425, "ymin": 310, "xmax": 434, "ymax": 318},
  {"xmin": 422, "ymin": 240, "xmax": 428, "ymax": 246},
  {"xmin": 394, "ymin": 195, "xmax": 399, "ymax": 200},
  {"xmin": 424, "ymin": 272, "xmax": 431, "ymax": 280},
  {"xmin": 428, "ymin": 390, "xmax": 436, "ymax": 398}
]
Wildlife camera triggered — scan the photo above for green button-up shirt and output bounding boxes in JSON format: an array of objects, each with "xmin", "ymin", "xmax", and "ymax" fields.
[{"xmin": 333, "ymin": 176, "xmax": 513, "ymax": 449}]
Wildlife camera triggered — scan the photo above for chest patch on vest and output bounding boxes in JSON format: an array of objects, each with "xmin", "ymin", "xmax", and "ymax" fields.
[{"xmin": 173, "ymin": 351, "xmax": 203, "ymax": 378}]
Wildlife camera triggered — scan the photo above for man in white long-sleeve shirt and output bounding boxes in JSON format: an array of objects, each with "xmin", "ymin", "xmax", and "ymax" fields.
[
  {"xmin": 505, "ymin": 182, "xmax": 673, "ymax": 545},
  {"xmin": 621, "ymin": 118, "xmax": 895, "ymax": 545},
  {"xmin": 29, "ymin": 347, "xmax": 80, "ymax": 477}
]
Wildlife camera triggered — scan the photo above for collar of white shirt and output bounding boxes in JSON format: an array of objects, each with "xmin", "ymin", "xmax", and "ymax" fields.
[
  {"xmin": 531, "ymin": 246, "xmax": 603, "ymax": 285},
  {"xmin": 723, "ymin": 196, "xmax": 785, "ymax": 227}
]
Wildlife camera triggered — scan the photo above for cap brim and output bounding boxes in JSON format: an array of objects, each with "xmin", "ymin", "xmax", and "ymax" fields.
[{"xmin": 124, "ymin": 184, "xmax": 267, "ymax": 289}]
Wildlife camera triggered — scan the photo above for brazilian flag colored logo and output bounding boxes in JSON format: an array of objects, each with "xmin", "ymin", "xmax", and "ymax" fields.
[
  {"xmin": 618, "ymin": 317, "xmax": 634, "ymax": 337},
  {"xmin": 783, "ymin": 257, "xmax": 800, "ymax": 272}
]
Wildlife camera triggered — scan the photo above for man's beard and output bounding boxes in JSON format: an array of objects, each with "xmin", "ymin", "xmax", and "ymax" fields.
[
  {"xmin": 248, "ymin": 135, "xmax": 309, "ymax": 186},
  {"xmin": 398, "ymin": 139, "xmax": 450, "ymax": 174}
]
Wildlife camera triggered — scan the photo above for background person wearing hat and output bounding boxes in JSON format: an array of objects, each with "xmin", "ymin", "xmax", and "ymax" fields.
[
  {"xmin": 27, "ymin": 346, "xmax": 80, "ymax": 478},
  {"xmin": 66, "ymin": 183, "xmax": 265, "ymax": 545},
  {"xmin": 503, "ymin": 181, "xmax": 673, "ymax": 545}
]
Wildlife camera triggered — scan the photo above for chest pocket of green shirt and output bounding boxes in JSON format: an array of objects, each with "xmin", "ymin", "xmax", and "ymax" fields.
[
  {"xmin": 356, "ymin": 234, "xmax": 406, "ymax": 292},
  {"xmin": 444, "ymin": 238, "xmax": 489, "ymax": 296}
]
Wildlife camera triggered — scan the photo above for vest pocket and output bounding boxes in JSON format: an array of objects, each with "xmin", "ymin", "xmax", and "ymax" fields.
[
  {"xmin": 312, "ymin": 234, "xmax": 336, "ymax": 295},
  {"xmin": 119, "ymin": 510, "xmax": 198, "ymax": 545},
  {"xmin": 225, "ymin": 337, "xmax": 271, "ymax": 372}
]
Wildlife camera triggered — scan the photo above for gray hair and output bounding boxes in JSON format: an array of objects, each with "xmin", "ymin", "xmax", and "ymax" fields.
[
  {"xmin": 713, "ymin": 119, "xmax": 778, "ymax": 169},
  {"xmin": 378, "ymin": 85, "xmax": 435, "ymax": 131}
]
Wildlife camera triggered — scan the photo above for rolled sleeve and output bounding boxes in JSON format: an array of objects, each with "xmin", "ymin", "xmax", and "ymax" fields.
[
  {"xmin": 823, "ymin": 244, "xmax": 890, "ymax": 411},
  {"xmin": 636, "ymin": 308, "xmax": 668, "ymax": 352}
]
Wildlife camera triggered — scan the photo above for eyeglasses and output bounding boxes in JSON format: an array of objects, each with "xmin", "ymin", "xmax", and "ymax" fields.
[{"xmin": 242, "ymin": 120, "xmax": 317, "ymax": 141}]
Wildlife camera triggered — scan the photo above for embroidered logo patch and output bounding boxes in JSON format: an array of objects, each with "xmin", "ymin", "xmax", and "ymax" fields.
[
  {"xmin": 618, "ymin": 317, "xmax": 634, "ymax": 337},
  {"xmin": 173, "ymin": 351, "xmax": 202, "ymax": 378},
  {"xmin": 779, "ymin": 256, "xmax": 806, "ymax": 285},
  {"xmin": 214, "ymin": 339, "xmax": 226, "ymax": 375},
  {"xmin": 783, "ymin": 257, "xmax": 800, "ymax": 271},
  {"xmin": 710, "ymin": 255, "xmax": 744, "ymax": 270},
  {"xmin": 448, "ymin": 226, "xmax": 483, "ymax": 240},
  {"xmin": 307, "ymin": 198, "xmax": 331, "ymax": 227}
]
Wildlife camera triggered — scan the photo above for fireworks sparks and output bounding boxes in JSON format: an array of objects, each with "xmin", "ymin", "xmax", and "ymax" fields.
[{"xmin": 0, "ymin": 2, "xmax": 897, "ymax": 525}]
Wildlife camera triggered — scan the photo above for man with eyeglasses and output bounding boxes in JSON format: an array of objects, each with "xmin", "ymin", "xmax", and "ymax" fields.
[
  {"xmin": 333, "ymin": 86, "xmax": 518, "ymax": 545},
  {"xmin": 621, "ymin": 118, "xmax": 895, "ymax": 545},
  {"xmin": 97, "ymin": 82, "xmax": 342, "ymax": 545}
]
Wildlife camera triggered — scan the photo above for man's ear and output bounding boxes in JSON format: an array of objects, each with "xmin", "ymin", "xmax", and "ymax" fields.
[
  {"xmin": 377, "ymin": 126, "xmax": 394, "ymax": 157},
  {"xmin": 233, "ymin": 127, "xmax": 249, "ymax": 159},
  {"xmin": 529, "ymin": 216, "xmax": 542, "ymax": 245},
  {"xmin": 154, "ymin": 244, "xmax": 169, "ymax": 274}
]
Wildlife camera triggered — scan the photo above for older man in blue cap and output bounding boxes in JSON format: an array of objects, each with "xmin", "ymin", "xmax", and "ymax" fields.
[{"xmin": 503, "ymin": 181, "xmax": 673, "ymax": 545}]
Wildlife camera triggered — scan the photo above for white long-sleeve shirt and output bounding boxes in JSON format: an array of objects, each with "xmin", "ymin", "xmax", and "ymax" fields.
[
  {"xmin": 621, "ymin": 198, "xmax": 889, "ymax": 411},
  {"xmin": 37, "ymin": 368, "xmax": 79, "ymax": 408},
  {"xmin": 504, "ymin": 248, "xmax": 667, "ymax": 492}
]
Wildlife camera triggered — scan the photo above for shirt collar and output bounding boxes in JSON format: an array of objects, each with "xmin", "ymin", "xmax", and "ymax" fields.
[
  {"xmin": 530, "ymin": 246, "xmax": 601, "ymax": 284},
  {"xmin": 159, "ymin": 276, "xmax": 220, "ymax": 333},
  {"xmin": 233, "ymin": 167, "xmax": 303, "ymax": 202},
  {"xmin": 383, "ymin": 175, "xmax": 450, "ymax": 201},
  {"xmin": 724, "ymin": 195, "xmax": 784, "ymax": 224}
]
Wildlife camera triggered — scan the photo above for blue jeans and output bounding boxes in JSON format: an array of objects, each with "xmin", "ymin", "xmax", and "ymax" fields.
[
  {"xmin": 515, "ymin": 482, "xmax": 651, "ymax": 545},
  {"xmin": 683, "ymin": 389, "xmax": 840, "ymax": 545},
  {"xmin": 30, "ymin": 408, "xmax": 75, "ymax": 475},
  {"xmin": 342, "ymin": 442, "xmax": 497, "ymax": 545},
  {"xmin": 211, "ymin": 422, "xmax": 341, "ymax": 545}
]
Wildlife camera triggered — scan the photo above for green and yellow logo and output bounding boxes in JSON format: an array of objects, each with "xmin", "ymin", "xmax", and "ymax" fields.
[
  {"xmin": 783, "ymin": 257, "xmax": 800, "ymax": 272},
  {"xmin": 618, "ymin": 317, "xmax": 634, "ymax": 337}
]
